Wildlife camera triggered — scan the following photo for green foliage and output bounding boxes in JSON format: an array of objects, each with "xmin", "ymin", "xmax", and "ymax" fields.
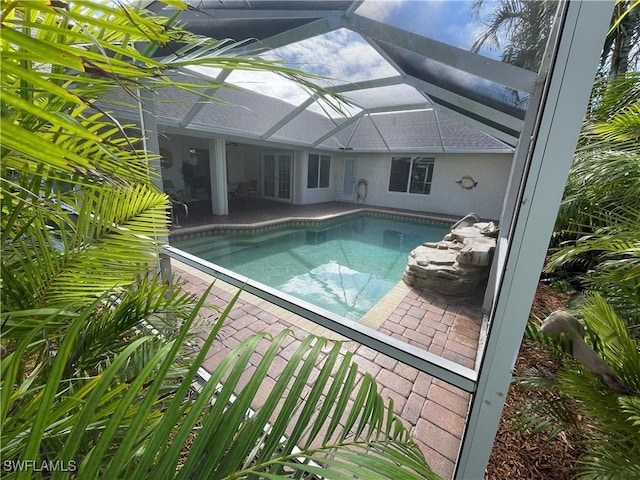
[
  {"xmin": 521, "ymin": 13, "xmax": 640, "ymax": 476},
  {"xmin": 603, "ymin": 0, "xmax": 640, "ymax": 76},
  {"xmin": 548, "ymin": 72, "xmax": 640, "ymax": 327},
  {"xmin": 1, "ymin": 1, "xmax": 436, "ymax": 479},
  {"xmin": 511, "ymin": 364, "xmax": 581, "ymax": 441},
  {"xmin": 516, "ymin": 297, "xmax": 640, "ymax": 477},
  {"xmin": 557, "ymin": 296, "xmax": 640, "ymax": 478},
  {"xmin": 471, "ymin": 0, "xmax": 558, "ymax": 72},
  {"xmin": 555, "ymin": 73, "xmax": 640, "ymax": 236},
  {"xmin": 515, "ymin": 319, "xmax": 584, "ymax": 441}
]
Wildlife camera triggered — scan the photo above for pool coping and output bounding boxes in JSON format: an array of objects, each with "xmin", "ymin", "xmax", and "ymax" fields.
[{"xmin": 169, "ymin": 207, "xmax": 457, "ymax": 240}]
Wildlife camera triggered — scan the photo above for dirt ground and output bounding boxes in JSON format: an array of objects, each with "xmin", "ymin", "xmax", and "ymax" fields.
[{"xmin": 484, "ymin": 283, "xmax": 586, "ymax": 480}]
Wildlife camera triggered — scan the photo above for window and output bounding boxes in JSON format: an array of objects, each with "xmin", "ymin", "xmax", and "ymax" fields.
[
  {"xmin": 307, "ymin": 154, "xmax": 331, "ymax": 189},
  {"xmin": 388, "ymin": 156, "xmax": 434, "ymax": 194}
]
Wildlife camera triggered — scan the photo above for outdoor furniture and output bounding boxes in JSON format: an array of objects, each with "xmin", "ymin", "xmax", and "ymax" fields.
[
  {"xmin": 163, "ymin": 179, "xmax": 196, "ymax": 226},
  {"xmin": 235, "ymin": 180, "xmax": 257, "ymax": 204}
]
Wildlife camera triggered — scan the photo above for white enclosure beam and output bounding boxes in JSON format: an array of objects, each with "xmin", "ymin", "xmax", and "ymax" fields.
[
  {"xmin": 326, "ymin": 75, "xmax": 405, "ymax": 93},
  {"xmin": 403, "ymin": 75, "xmax": 525, "ymax": 134},
  {"xmin": 366, "ymin": 103, "xmax": 431, "ymax": 114},
  {"xmin": 431, "ymin": 106, "xmax": 518, "ymax": 147},
  {"xmin": 356, "ymin": 33, "xmax": 519, "ymax": 143},
  {"xmin": 180, "ymin": 70, "xmax": 232, "ymax": 128},
  {"xmin": 311, "ymin": 112, "xmax": 364, "ymax": 148},
  {"xmin": 345, "ymin": 0, "xmax": 364, "ymax": 17},
  {"xmin": 261, "ymin": 96, "xmax": 317, "ymax": 139},
  {"xmin": 137, "ymin": 83, "xmax": 171, "ymax": 276},
  {"xmin": 454, "ymin": 1, "xmax": 614, "ymax": 478},
  {"xmin": 209, "ymin": 137, "xmax": 228, "ymax": 216},
  {"xmin": 176, "ymin": 9, "xmax": 347, "ymax": 21},
  {"xmin": 237, "ymin": 16, "xmax": 342, "ymax": 52},
  {"xmin": 368, "ymin": 114, "xmax": 391, "ymax": 151}
]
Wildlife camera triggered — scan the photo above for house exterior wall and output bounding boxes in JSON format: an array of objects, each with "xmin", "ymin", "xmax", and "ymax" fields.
[
  {"xmin": 299, "ymin": 151, "xmax": 340, "ymax": 205},
  {"xmin": 341, "ymin": 152, "xmax": 512, "ymax": 221}
]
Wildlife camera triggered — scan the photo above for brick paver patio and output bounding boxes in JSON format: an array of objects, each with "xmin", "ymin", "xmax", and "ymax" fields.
[{"xmin": 174, "ymin": 258, "xmax": 483, "ymax": 479}]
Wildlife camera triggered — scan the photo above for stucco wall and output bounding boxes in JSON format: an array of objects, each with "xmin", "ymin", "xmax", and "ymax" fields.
[
  {"xmin": 345, "ymin": 152, "xmax": 512, "ymax": 221},
  {"xmin": 299, "ymin": 151, "xmax": 341, "ymax": 205}
]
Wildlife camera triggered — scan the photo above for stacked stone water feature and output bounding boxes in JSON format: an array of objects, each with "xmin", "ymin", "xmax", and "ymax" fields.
[{"xmin": 403, "ymin": 222, "xmax": 497, "ymax": 297}]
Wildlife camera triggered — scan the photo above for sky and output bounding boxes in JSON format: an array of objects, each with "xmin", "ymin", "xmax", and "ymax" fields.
[
  {"xmin": 355, "ymin": 0, "xmax": 488, "ymax": 51},
  {"xmin": 194, "ymin": 0, "xmax": 511, "ymax": 113}
]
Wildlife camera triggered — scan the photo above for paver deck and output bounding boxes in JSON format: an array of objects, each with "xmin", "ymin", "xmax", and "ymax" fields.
[{"xmin": 173, "ymin": 254, "xmax": 484, "ymax": 479}]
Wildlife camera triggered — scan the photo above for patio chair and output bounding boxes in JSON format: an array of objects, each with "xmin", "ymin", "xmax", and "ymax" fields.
[{"xmin": 236, "ymin": 180, "xmax": 257, "ymax": 204}]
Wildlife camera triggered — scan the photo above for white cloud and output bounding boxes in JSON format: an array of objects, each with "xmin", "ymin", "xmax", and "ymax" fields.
[
  {"xmin": 226, "ymin": 69, "xmax": 311, "ymax": 105},
  {"xmin": 223, "ymin": 29, "xmax": 398, "ymax": 114},
  {"xmin": 191, "ymin": 2, "xmax": 503, "ymax": 113},
  {"xmin": 268, "ymin": 29, "xmax": 397, "ymax": 85},
  {"xmin": 355, "ymin": 0, "xmax": 407, "ymax": 22},
  {"xmin": 356, "ymin": 0, "xmax": 490, "ymax": 52}
]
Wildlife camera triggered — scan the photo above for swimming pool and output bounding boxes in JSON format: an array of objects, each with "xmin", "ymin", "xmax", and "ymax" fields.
[{"xmin": 171, "ymin": 214, "xmax": 451, "ymax": 320}]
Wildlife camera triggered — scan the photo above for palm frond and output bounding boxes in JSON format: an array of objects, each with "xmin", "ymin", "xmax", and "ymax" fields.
[
  {"xmin": 512, "ymin": 365, "xmax": 580, "ymax": 440},
  {"xmin": 540, "ymin": 295, "xmax": 640, "ymax": 478},
  {"xmin": 577, "ymin": 444, "xmax": 640, "ymax": 480},
  {"xmin": 619, "ymin": 396, "xmax": 640, "ymax": 428},
  {"xmin": 579, "ymin": 294, "xmax": 640, "ymax": 391},
  {"xmin": 470, "ymin": 0, "xmax": 557, "ymax": 71},
  {"xmin": 1, "ymin": 183, "xmax": 170, "ymax": 310},
  {"xmin": 139, "ymin": 330, "xmax": 437, "ymax": 480}
]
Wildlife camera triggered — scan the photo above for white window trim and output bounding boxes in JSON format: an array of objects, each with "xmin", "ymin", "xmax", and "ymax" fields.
[{"xmin": 307, "ymin": 153, "xmax": 331, "ymax": 189}]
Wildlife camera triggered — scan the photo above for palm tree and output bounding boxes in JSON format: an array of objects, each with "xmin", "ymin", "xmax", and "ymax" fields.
[
  {"xmin": 0, "ymin": 1, "xmax": 437, "ymax": 478},
  {"xmin": 471, "ymin": 0, "xmax": 639, "ymax": 76},
  {"xmin": 470, "ymin": 0, "xmax": 557, "ymax": 72},
  {"xmin": 548, "ymin": 72, "xmax": 640, "ymax": 325},
  {"xmin": 603, "ymin": 0, "xmax": 640, "ymax": 77}
]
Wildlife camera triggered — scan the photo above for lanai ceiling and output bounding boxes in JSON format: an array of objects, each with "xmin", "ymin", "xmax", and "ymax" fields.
[{"xmin": 141, "ymin": 0, "xmax": 554, "ymax": 152}]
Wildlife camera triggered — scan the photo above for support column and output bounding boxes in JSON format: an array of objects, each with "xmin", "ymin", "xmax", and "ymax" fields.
[
  {"xmin": 293, "ymin": 150, "xmax": 304, "ymax": 205},
  {"xmin": 209, "ymin": 137, "xmax": 228, "ymax": 216},
  {"xmin": 138, "ymin": 87, "xmax": 171, "ymax": 278}
]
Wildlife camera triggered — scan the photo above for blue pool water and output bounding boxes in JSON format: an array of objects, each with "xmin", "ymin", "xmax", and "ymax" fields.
[{"xmin": 172, "ymin": 215, "xmax": 450, "ymax": 320}]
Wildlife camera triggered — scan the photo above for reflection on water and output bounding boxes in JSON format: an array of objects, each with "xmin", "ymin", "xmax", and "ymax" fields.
[{"xmin": 279, "ymin": 261, "xmax": 396, "ymax": 320}]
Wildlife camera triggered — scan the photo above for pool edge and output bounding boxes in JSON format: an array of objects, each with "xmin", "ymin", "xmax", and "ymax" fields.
[{"xmin": 169, "ymin": 208, "xmax": 456, "ymax": 240}]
